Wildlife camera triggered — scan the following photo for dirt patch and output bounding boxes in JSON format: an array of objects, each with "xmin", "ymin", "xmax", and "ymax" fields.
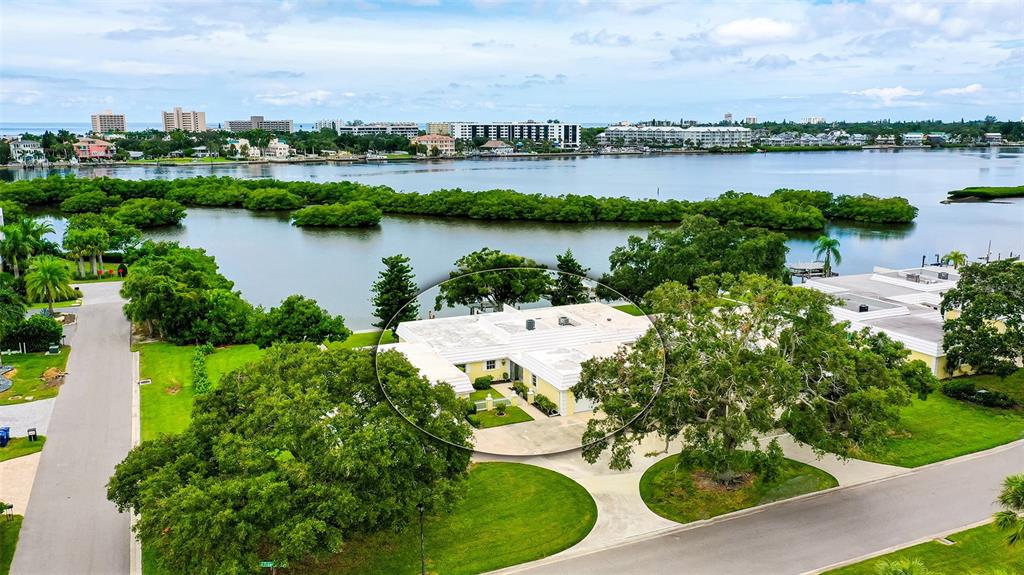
[
  {"xmin": 41, "ymin": 367, "xmax": 66, "ymax": 388},
  {"xmin": 693, "ymin": 470, "xmax": 755, "ymax": 492},
  {"xmin": 165, "ymin": 385, "xmax": 181, "ymax": 395},
  {"xmin": 6, "ymin": 368, "xmax": 17, "ymax": 379}
]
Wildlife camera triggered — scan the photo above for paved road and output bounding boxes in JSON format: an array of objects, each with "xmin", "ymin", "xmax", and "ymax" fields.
[
  {"xmin": 500, "ymin": 441, "xmax": 1024, "ymax": 575},
  {"xmin": 12, "ymin": 283, "xmax": 133, "ymax": 575}
]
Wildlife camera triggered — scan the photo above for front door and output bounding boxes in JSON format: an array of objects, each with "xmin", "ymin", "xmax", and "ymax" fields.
[{"xmin": 509, "ymin": 361, "xmax": 522, "ymax": 381}]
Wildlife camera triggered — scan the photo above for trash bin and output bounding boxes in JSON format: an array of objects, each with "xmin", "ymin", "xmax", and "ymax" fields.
[{"xmin": 0, "ymin": 427, "xmax": 9, "ymax": 448}]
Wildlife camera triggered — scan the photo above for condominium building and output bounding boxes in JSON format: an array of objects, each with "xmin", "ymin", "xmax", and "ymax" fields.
[
  {"xmin": 224, "ymin": 115, "xmax": 294, "ymax": 133},
  {"xmin": 596, "ymin": 124, "xmax": 686, "ymax": 146},
  {"xmin": 681, "ymin": 126, "xmax": 752, "ymax": 148},
  {"xmin": 803, "ymin": 116, "xmax": 826, "ymax": 125},
  {"xmin": 449, "ymin": 121, "xmax": 581, "ymax": 148},
  {"xmin": 161, "ymin": 107, "xmax": 207, "ymax": 132},
  {"xmin": 314, "ymin": 118, "xmax": 342, "ymax": 132},
  {"xmin": 427, "ymin": 122, "xmax": 453, "ymax": 136},
  {"xmin": 335, "ymin": 122, "xmax": 419, "ymax": 139},
  {"xmin": 91, "ymin": 110, "xmax": 126, "ymax": 133},
  {"xmin": 743, "ymin": 116, "xmax": 758, "ymax": 125},
  {"xmin": 724, "ymin": 113, "xmax": 733, "ymax": 124},
  {"xmin": 411, "ymin": 134, "xmax": 456, "ymax": 156}
]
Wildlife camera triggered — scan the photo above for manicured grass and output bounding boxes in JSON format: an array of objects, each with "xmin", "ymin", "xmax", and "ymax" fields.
[
  {"xmin": 639, "ymin": 455, "xmax": 838, "ymax": 524},
  {"xmin": 613, "ymin": 303, "xmax": 646, "ymax": 316},
  {"xmin": 0, "ymin": 348, "xmax": 71, "ymax": 405},
  {"xmin": 306, "ymin": 462, "xmax": 597, "ymax": 575},
  {"xmin": 858, "ymin": 393, "xmax": 1024, "ymax": 468},
  {"xmin": 139, "ymin": 331, "xmax": 396, "ymax": 439},
  {"xmin": 467, "ymin": 387, "xmax": 534, "ymax": 428},
  {"xmin": 327, "ymin": 330, "xmax": 396, "ymax": 349},
  {"xmin": 947, "ymin": 185, "xmax": 1024, "ymax": 200},
  {"xmin": 28, "ymin": 300, "xmax": 78, "ymax": 309},
  {"xmin": 66, "ymin": 260, "xmax": 121, "ymax": 283},
  {"xmin": 827, "ymin": 523, "xmax": 1023, "ymax": 574},
  {"xmin": 0, "ymin": 515, "xmax": 23, "ymax": 575},
  {"xmin": 469, "ymin": 387, "xmax": 505, "ymax": 402},
  {"xmin": 138, "ymin": 342, "xmax": 265, "ymax": 440},
  {"xmin": 0, "ymin": 437, "xmax": 45, "ymax": 462}
]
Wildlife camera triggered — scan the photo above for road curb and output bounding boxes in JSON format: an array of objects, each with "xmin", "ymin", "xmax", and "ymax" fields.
[
  {"xmin": 130, "ymin": 349, "xmax": 142, "ymax": 575},
  {"xmin": 486, "ymin": 438, "xmax": 1024, "ymax": 574}
]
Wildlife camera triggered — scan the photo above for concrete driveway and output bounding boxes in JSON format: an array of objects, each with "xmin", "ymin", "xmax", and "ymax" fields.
[{"xmin": 11, "ymin": 282, "xmax": 133, "ymax": 575}]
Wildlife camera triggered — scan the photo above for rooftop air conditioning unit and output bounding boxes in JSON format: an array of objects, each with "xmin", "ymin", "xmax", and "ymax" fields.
[
  {"xmin": 938, "ymin": 272, "xmax": 949, "ymax": 280},
  {"xmin": 858, "ymin": 304, "xmax": 870, "ymax": 313},
  {"xmin": 558, "ymin": 316, "xmax": 570, "ymax": 326},
  {"xmin": 525, "ymin": 319, "xmax": 536, "ymax": 330}
]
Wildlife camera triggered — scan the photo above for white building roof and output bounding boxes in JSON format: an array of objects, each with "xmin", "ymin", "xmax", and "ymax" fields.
[{"xmin": 377, "ymin": 342, "xmax": 473, "ymax": 395}]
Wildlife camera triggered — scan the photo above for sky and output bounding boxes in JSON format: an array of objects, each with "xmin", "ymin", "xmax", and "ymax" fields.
[{"xmin": 1, "ymin": 0, "xmax": 1022, "ymax": 125}]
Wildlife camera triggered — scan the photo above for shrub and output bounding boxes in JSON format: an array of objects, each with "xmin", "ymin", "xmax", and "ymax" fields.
[
  {"xmin": 512, "ymin": 381, "xmax": 529, "ymax": 399},
  {"xmin": 60, "ymin": 190, "xmax": 118, "ymax": 213},
  {"xmin": 114, "ymin": 198, "xmax": 186, "ymax": 228},
  {"xmin": 466, "ymin": 414, "xmax": 481, "ymax": 428},
  {"xmin": 495, "ymin": 403, "xmax": 507, "ymax": 416},
  {"xmin": 533, "ymin": 394, "xmax": 558, "ymax": 415},
  {"xmin": 291, "ymin": 201, "xmax": 383, "ymax": 227},
  {"xmin": 2, "ymin": 315, "xmax": 63, "ymax": 352},
  {"xmin": 192, "ymin": 347, "xmax": 211, "ymax": 394},
  {"xmin": 473, "ymin": 375, "xmax": 494, "ymax": 390},
  {"xmin": 942, "ymin": 379, "xmax": 1018, "ymax": 409}
]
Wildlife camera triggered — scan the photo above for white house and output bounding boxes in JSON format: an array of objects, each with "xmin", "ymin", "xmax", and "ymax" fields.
[
  {"xmin": 8, "ymin": 139, "xmax": 45, "ymax": 164},
  {"xmin": 385, "ymin": 302, "xmax": 652, "ymax": 416},
  {"xmin": 266, "ymin": 138, "xmax": 291, "ymax": 158}
]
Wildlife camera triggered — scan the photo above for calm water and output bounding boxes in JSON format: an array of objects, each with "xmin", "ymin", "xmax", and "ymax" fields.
[{"xmin": 19, "ymin": 148, "xmax": 1024, "ymax": 329}]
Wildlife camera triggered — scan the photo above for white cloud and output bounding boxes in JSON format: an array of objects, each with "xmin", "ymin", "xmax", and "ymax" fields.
[
  {"xmin": 570, "ymin": 29, "xmax": 633, "ymax": 47},
  {"xmin": 708, "ymin": 18, "xmax": 799, "ymax": 47},
  {"xmin": 888, "ymin": 3, "xmax": 942, "ymax": 26},
  {"xmin": 847, "ymin": 86, "xmax": 924, "ymax": 105},
  {"xmin": 937, "ymin": 83, "xmax": 983, "ymax": 96},
  {"xmin": 255, "ymin": 90, "xmax": 332, "ymax": 106},
  {"xmin": 0, "ymin": 88, "xmax": 43, "ymax": 105},
  {"xmin": 751, "ymin": 53, "xmax": 795, "ymax": 70}
]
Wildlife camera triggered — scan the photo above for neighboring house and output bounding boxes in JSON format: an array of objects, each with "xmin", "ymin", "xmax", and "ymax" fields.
[
  {"xmin": 903, "ymin": 132, "xmax": 925, "ymax": 145},
  {"xmin": 874, "ymin": 135, "xmax": 897, "ymax": 145},
  {"xmin": 223, "ymin": 138, "xmax": 260, "ymax": 158},
  {"xmin": 9, "ymin": 139, "xmax": 45, "ymax": 164},
  {"xmin": 191, "ymin": 145, "xmax": 213, "ymax": 158},
  {"xmin": 384, "ymin": 302, "xmax": 651, "ymax": 416},
  {"xmin": 984, "ymin": 132, "xmax": 1004, "ymax": 144},
  {"xmin": 925, "ymin": 132, "xmax": 948, "ymax": 145},
  {"xmin": 74, "ymin": 137, "xmax": 115, "ymax": 160},
  {"xmin": 127, "ymin": 151, "xmax": 145, "ymax": 160},
  {"xmin": 265, "ymin": 139, "xmax": 291, "ymax": 158},
  {"xmin": 479, "ymin": 139, "xmax": 514, "ymax": 155},
  {"xmin": 411, "ymin": 134, "xmax": 456, "ymax": 156},
  {"xmin": 804, "ymin": 266, "xmax": 964, "ymax": 378}
]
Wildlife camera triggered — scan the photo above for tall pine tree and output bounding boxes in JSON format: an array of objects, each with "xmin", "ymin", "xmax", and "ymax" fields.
[
  {"xmin": 371, "ymin": 254, "xmax": 420, "ymax": 329},
  {"xmin": 550, "ymin": 249, "xmax": 591, "ymax": 306}
]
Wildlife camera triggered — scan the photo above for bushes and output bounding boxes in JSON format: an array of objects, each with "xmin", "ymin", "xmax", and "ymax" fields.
[
  {"xmin": 291, "ymin": 201, "xmax": 383, "ymax": 227},
  {"xmin": 473, "ymin": 375, "xmax": 494, "ymax": 390},
  {"xmin": 59, "ymin": 191, "xmax": 118, "ymax": 213},
  {"xmin": 114, "ymin": 198, "xmax": 186, "ymax": 228},
  {"xmin": 512, "ymin": 381, "xmax": 529, "ymax": 399},
  {"xmin": 241, "ymin": 188, "xmax": 304, "ymax": 211},
  {"xmin": 2, "ymin": 315, "xmax": 63, "ymax": 352},
  {"xmin": 251, "ymin": 295, "xmax": 351, "ymax": 348},
  {"xmin": 533, "ymin": 394, "xmax": 559, "ymax": 416},
  {"xmin": 942, "ymin": 379, "xmax": 1017, "ymax": 409},
  {"xmin": 826, "ymin": 194, "xmax": 918, "ymax": 223}
]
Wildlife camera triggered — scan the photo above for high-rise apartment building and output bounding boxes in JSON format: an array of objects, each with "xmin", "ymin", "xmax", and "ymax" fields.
[
  {"xmin": 743, "ymin": 116, "xmax": 758, "ymax": 125},
  {"xmin": 724, "ymin": 113, "xmax": 734, "ymax": 124},
  {"xmin": 91, "ymin": 110, "xmax": 127, "ymax": 133},
  {"xmin": 224, "ymin": 115, "xmax": 294, "ymax": 133},
  {"xmin": 162, "ymin": 107, "xmax": 207, "ymax": 132},
  {"xmin": 448, "ymin": 121, "xmax": 581, "ymax": 147}
]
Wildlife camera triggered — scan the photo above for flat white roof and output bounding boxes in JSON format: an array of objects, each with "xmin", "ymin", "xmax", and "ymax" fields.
[{"xmin": 377, "ymin": 342, "xmax": 473, "ymax": 395}]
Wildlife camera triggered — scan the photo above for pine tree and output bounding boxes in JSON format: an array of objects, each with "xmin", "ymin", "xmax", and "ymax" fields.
[
  {"xmin": 371, "ymin": 254, "xmax": 420, "ymax": 329},
  {"xmin": 550, "ymin": 249, "xmax": 590, "ymax": 306}
]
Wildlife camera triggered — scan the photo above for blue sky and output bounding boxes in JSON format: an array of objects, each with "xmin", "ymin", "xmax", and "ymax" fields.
[{"xmin": 1, "ymin": 0, "xmax": 1021, "ymax": 125}]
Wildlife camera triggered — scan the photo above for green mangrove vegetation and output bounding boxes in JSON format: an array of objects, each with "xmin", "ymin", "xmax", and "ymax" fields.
[{"xmin": 946, "ymin": 185, "xmax": 1024, "ymax": 201}]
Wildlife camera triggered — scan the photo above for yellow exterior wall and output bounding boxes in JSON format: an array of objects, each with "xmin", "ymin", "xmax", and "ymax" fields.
[
  {"xmin": 464, "ymin": 359, "xmax": 509, "ymax": 383},
  {"xmin": 906, "ymin": 350, "xmax": 972, "ymax": 380},
  {"xmin": 520, "ymin": 367, "xmax": 566, "ymax": 414}
]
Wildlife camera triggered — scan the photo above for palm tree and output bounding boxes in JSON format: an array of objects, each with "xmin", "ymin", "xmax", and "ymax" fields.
[
  {"xmin": 813, "ymin": 235, "xmax": 842, "ymax": 277},
  {"xmin": 942, "ymin": 250, "xmax": 967, "ymax": 269},
  {"xmin": 0, "ymin": 224, "xmax": 30, "ymax": 277},
  {"xmin": 995, "ymin": 474, "xmax": 1024, "ymax": 545},
  {"xmin": 24, "ymin": 255, "xmax": 72, "ymax": 315}
]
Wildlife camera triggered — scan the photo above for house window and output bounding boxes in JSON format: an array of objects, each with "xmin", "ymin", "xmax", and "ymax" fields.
[
  {"xmin": 486, "ymin": 360, "xmax": 496, "ymax": 370},
  {"xmin": 531, "ymin": 374, "xmax": 537, "ymax": 386}
]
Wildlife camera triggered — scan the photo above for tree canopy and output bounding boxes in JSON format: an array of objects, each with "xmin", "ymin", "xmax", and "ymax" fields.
[
  {"xmin": 599, "ymin": 215, "xmax": 789, "ymax": 302},
  {"xmin": 574, "ymin": 274, "xmax": 922, "ymax": 480},
  {"xmin": 550, "ymin": 249, "xmax": 591, "ymax": 306},
  {"xmin": 108, "ymin": 344, "xmax": 473, "ymax": 575},
  {"xmin": 370, "ymin": 254, "xmax": 420, "ymax": 329},
  {"xmin": 252, "ymin": 295, "xmax": 351, "ymax": 348},
  {"xmin": 435, "ymin": 248, "xmax": 552, "ymax": 311},
  {"xmin": 941, "ymin": 259, "xmax": 1024, "ymax": 377}
]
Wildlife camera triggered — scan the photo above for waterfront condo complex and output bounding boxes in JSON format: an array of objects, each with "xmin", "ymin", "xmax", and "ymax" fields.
[
  {"xmin": 90, "ymin": 109, "xmax": 126, "ymax": 133},
  {"xmin": 223, "ymin": 115, "xmax": 294, "ymax": 133},
  {"xmin": 161, "ymin": 107, "xmax": 207, "ymax": 132}
]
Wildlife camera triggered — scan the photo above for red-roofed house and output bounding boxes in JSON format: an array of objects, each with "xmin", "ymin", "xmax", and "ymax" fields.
[{"xmin": 74, "ymin": 137, "xmax": 115, "ymax": 160}]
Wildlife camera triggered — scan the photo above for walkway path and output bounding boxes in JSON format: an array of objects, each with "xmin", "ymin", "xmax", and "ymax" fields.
[
  {"xmin": 0, "ymin": 398, "xmax": 55, "ymax": 436},
  {"xmin": 0, "ymin": 452, "xmax": 40, "ymax": 514},
  {"xmin": 490, "ymin": 440, "xmax": 1024, "ymax": 574},
  {"xmin": 11, "ymin": 282, "xmax": 134, "ymax": 575}
]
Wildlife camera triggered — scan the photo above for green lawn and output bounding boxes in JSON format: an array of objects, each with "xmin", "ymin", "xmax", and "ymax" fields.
[
  {"xmin": 140, "ymin": 331, "xmax": 397, "ymax": 439},
  {"xmin": 858, "ymin": 393, "xmax": 1024, "ymax": 468},
  {"xmin": 66, "ymin": 260, "xmax": 121, "ymax": 283},
  {"xmin": 28, "ymin": 300, "xmax": 79, "ymax": 309},
  {"xmin": 327, "ymin": 330, "xmax": 396, "ymax": 349},
  {"xmin": 138, "ymin": 342, "xmax": 265, "ymax": 439},
  {"xmin": 639, "ymin": 455, "xmax": 838, "ymax": 524},
  {"xmin": 304, "ymin": 462, "xmax": 597, "ymax": 575},
  {"xmin": 0, "ymin": 348, "xmax": 71, "ymax": 405},
  {"xmin": 0, "ymin": 437, "xmax": 45, "ymax": 462},
  {"xmin": 467, "ymin": 387, "xmax": 534, "ymax": 428},
  {"xmin": 0, "ymin": 515, "xmax": 23, "ymax": 575},
  {"xmin": 827, "ymin": 523, "xmax": 1023, "ymax": 574},
  {"xmin": 613, "ymin": 303, "xmax": 646, "ymax": 316}
]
